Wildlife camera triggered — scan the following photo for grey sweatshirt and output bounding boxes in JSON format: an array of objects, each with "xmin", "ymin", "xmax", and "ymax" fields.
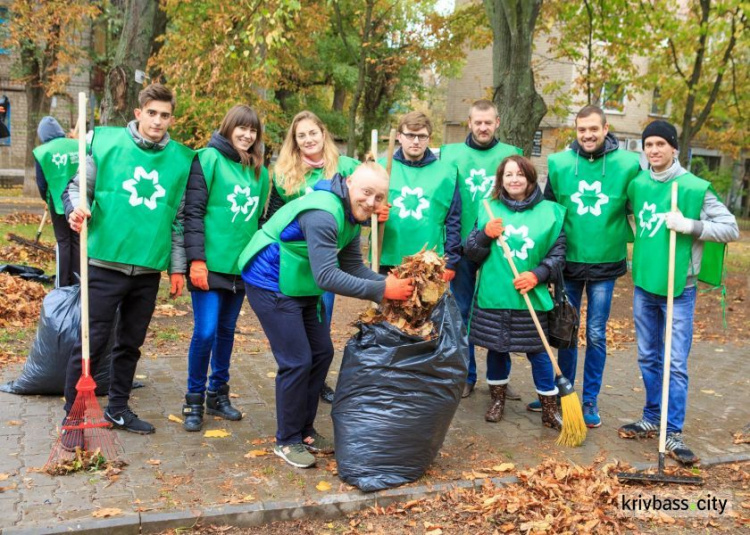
[{"xmin": 63, "ymin": 121, "xmax": 187, "ymax": 275}]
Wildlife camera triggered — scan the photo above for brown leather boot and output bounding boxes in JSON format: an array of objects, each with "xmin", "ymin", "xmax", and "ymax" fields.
[
  {"xmin": 539, "ymin": 394, "xmax": 562, "ymax": 430},
  {"xmin": 485, "ymin": 384, "xmax": 507, "ymax": 423}
]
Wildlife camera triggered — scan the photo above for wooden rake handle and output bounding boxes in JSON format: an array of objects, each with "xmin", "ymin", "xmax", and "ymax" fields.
[
  {"xmin": 482, "ymin": 200, "xmax": 562, "ymax": 376},
  {"xmin": 77, "ymin": 92, "xmax": 91, "ymax": 376},
  {"xmin": 375, "ymin": 129, "xmax": 397, "ymax": 266}
]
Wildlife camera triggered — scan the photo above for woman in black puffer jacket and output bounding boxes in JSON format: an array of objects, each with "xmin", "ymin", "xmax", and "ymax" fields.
[{"xmin": 466, "ymin": 155, "xmax": 566, "ymax": 430}]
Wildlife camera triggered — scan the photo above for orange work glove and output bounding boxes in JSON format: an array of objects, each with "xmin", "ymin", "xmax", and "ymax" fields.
[
  {"xmin": 375, "ymin": 202, "xmax": 391, "ymax": 223},
  {"xmin": 442, "ymin": 268, "xmax": 456, "ymax": 283},
  {"xmin": 383, "ymin": 274, "xmax": 415, "ymax": 301},
  {"xmin": 190, "ymin": 260, "xmax": 209, "ymax": 291},
  {"xmin": 170, "ymin": 273, "xmax": 185, "ymax": 298},
  {"xmin": 483, "ymin": 217, "xmax": 504, "ymax": 239},
  {"xmin": 513, "ymin": 271, "xmax": 539, "ymax": 295}
]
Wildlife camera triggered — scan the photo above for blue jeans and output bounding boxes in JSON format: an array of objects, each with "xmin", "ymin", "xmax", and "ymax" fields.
[
  {"xmin": 557, "ymin": 278, "xmax": 616, "ymax": 404},
  {"xmin": 322, "ymin": 291, "xmax": 335, "ymax": 327},
  {"xmin": 451, "ymin": 256, "xmax": 478, "ymax": 384},
  {"xmin": 487, "ymin": 350, "xmax": 557, "ymax": 395},
  {"xmin": 187, "ymin": 289, "xmax": 245, "ymax": 394},
  {"xmin": 633, "ymin": 285, "xmax": 696, "ymax": 434}
]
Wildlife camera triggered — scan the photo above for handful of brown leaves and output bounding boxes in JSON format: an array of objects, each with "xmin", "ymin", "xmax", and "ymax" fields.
[{"xmin": 360, "ymin": 249, "xmax": 448, "ymax": 339}]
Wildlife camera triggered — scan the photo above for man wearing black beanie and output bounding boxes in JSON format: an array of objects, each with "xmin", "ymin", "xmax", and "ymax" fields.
[{"xmin": 621, "ymin": 120, "xmax": 739, "ymax": 464}]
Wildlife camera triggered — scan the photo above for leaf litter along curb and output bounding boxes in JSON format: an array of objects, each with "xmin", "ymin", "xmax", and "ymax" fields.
[{"xmin": 359, "ymin": 249, "xmax": 448, "ymax": 338}]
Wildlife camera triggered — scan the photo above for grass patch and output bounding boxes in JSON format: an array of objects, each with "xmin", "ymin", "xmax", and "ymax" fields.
[{"xmin": 726, "ymin": 230, "xmax": 750, "ymax": 273}]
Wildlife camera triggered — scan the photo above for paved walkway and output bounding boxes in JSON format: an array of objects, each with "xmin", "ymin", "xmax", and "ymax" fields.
[{"xmin": 0, "ymin": 296, "xmax": 748, "ymax": 533}]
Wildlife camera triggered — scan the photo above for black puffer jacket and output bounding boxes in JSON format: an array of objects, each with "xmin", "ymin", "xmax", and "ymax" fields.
[
  {"xmin": 465, "ymin": 186, "xmax": 566, "ymax": 354},
  {"xmin": 184, "ymin": 132, "xmax": 261, "ymax": 293}
]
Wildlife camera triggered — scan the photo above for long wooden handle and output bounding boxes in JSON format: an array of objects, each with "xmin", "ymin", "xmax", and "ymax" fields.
[
  {"xmin": 77, "ymin": 92, "xmax": 90, "ymax": 376},
  {"xmin": 370, "ymin": 130, "xmax": 380, "ymax": 274},
  {"xmin": 35, "ymin": 207, "xmax": 48, "ymax": 242},
  {"xmin": 482, "ymin": 201, "xmax": 562, "ymax": 376},
  {"xmin": 375, "ymin": 128, "xmax": 397, "ymax": 265},
  {"xmin": 658, "ymin": 181, "xmax": 679, "ymax": 455}
]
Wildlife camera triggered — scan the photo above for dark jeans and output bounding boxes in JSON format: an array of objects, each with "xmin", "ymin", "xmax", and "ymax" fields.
[
  {"xmin": 187, "ymin": 289, "xmax": 245, "ymax": 394},
  {"xmin": 487, "ymin": 350, "xmax": 557, "ymax": 394},
  {"xmin": 245, "ymin": 284, "xmax": 334, "ymax": 445},
  {"xmin": 64, "ymin": 265, "xmax": 160, "ymax": 414},
  {"xmin": 50, "ymin": 209, "xmax": 79, "ymax": 287},
  {"xmin": 450, "ymin": 256, "xmax": 478, "ymax": 384}
]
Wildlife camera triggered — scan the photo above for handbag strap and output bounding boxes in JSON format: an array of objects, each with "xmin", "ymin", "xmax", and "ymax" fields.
[{"xmin": 553, "ymin": 264, "xmax": 568, "ymax": 304}]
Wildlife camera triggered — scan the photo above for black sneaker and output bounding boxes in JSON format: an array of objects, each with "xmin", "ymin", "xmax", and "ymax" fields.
[
  {"xmin": 665, "ymin": 432, "xmax": 699, "ymax": 465},
  {"xmin": 104, "ymin": 407, "xmax": 155, "ymax": 434},
  {"xmin": 320, "ymin": 382, "xmax": 335, "ymax": 404},
  {"xmin": 618, "ymin": 418, "xmax": 659, "ymax": 439},
  {"xmin": 60, "ymin": 417, "xmax": 84, "ymax": 452}
]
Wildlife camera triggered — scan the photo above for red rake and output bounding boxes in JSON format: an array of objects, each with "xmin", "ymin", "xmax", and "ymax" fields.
[{"xmin": 46, "ymin": 93, "xmax": 120, "ymax": 470}]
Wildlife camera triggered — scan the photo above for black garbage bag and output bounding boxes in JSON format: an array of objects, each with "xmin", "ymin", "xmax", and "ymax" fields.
[
  {"xmin": 0, "ymin": 284, "xmax": 115, "ymax": 396},
  {"xmin": 332, "ymin": 293, "xmax": 468, "ymax": 492},
  {"xmin": 0, "ymin": 264, "xmax": 53, "ymax": 284}
]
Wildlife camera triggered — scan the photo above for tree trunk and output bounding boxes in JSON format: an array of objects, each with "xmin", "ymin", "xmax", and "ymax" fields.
[
  {"xmin": 484, "ymin": 0, "xmax": 547, "ymax": 156},
  {"xmin": 344, "ymin": 0, "xmax": 374, "ymax": 157},
  {"xmin": 99, "ymin": 0, "xmax": 162, "ymax": 126}
]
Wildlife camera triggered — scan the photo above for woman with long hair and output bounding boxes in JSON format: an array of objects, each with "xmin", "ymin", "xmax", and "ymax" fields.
[
  {"xmin": 465, "ymin": 155, "xmax": 566, "ymax": 430},
  {"xmin": 266, "ymin": 111, "xmax": 360, "ymax": 403},
  {"xmin": 181, "ymin": 105, "xmax": 270, "ymax": 432}
]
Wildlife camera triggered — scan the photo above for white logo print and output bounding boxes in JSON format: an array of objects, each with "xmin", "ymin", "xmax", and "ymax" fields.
[
  {"xmin": 393, "ymin": 186, "xmax": 430, "ymax": 220},
  {"xmin": 570, "ymin": 180, "xmax": 609, "ymax": 216},
  {"xmin": 465, "ymin": 169, "xmax": 494, "ymax": 201},
  {"xmin": 122, "ymin": 167, "xmax": 165, "ymax": 210},
  {"xmin": 637, "ymin": 201, "xmax": 666, "ymax": 238},
  {"xmin": 303, "ymin": 186, "xmax": 314, "ymax": 196},
  {"xmin": 226, "ymin": 185, "xmax": 260, "ymax": 223},
  {"xmin": 501, "ymin": 224, "xmax": 535, "ymax": 260},
  {"xmin": 51, "ymin": 152, "xmax": 68, "ymax": 168}
]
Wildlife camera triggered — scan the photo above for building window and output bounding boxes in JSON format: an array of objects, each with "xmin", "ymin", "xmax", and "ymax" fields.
[
  {"xmin": 597, "ymin": 83, "xmax": 625, "ymax": 113},
  {"xmin": 650, "ymin": 87, "xmax": 669, "ymax": 117},
  {"xmin": 0, "ymin": 95, "xmax": 9, "ymax": 146}
]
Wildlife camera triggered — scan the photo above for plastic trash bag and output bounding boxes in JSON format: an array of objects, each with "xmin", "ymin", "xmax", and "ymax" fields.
[
  {"xmin": 332, "ymin": 293, "xmax": 468, "ymax": 492},
  {"xmin": 0, "ymin": 284, "xmax": 114, "ymax": 395},
  {"xmin": 0, "ymin": 264, "xmax": 53, "ymax": 284}
]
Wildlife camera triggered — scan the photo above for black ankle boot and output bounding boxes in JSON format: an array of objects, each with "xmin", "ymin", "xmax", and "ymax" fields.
[
  {"xmin": 182, "ymin": 393, "xmax": 205, "ymax": 432},
  {"xmin": 206, "ymin": 384, "xmax": 242, "ymax": 421}
]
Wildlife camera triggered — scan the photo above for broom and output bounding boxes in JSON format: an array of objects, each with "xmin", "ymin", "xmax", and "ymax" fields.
[
  {"xmin": 483, "ymin": 200, "xmax": 587, "ymax": 447},
  {"xmin": 47, "ymin": 92, "xmax": 118, "ymax": 467}
]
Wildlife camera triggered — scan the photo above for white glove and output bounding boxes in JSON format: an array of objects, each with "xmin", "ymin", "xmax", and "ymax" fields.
[{"xmin": 665, "ymin": 211, "xmax": 694, "ymax": 235}]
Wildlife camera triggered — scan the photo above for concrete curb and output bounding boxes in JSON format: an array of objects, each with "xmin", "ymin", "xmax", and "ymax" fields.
[{"xmin": 4, "ymin": 452, "xmax": 748, "ymax": 534}]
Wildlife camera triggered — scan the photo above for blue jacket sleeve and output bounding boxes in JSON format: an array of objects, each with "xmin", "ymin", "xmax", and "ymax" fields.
[{"xmin": 444, "ymin": 180, "xmax": 462, "ymax": 270}]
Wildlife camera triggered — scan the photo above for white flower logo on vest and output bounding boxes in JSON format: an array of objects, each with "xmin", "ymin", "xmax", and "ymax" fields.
[
  {"xmin": 637, "ymin": 201, "xmax": 666, "ymax": 238},
  {"xmin": 465, "ymin": 169, "xmax": 494, "ymax": 201},
  {"xmin": 51, "ymin": 152, "xmax": 68, "ymax": 168},
  {"xmin": 393, "ymin": 186, "xmax": 430, "ymax": 220},
  {"xmin": 226, "ymin": 185, "xmax": 259, "ymax": 223},
  {"xmin": 501, "ymin": 224, "xmax": 535, "ymax": 260},
  {"xmin": 304, "ymin": 186, "xmax": 314, "ymax": 196},
  {"xmin": 570, "ymin": 180, "xmax": 609, "ymax": 216},
  {"xmin": 122, "ymin": 166, "xmax": 165, "ymax": 210}
]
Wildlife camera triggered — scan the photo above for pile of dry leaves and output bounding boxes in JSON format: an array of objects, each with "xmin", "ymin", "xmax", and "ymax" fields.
[
  {"xmin": 0, "ymin": 273, "xmax": 46, "ymax": 328},
  {"xmin": 360, "ymin": 249, "xmax": 448, "ymax": 338},
  {"xmin": 0, "ymin": 241, "xmax": 55, "ymax": 264},
  {"xmin": 45, "ymin": 448, "xmax": 127, "ymax": 477},
  {"xmin": 1, "ymin": 212, "xmax": 41, "ymax": 225}
]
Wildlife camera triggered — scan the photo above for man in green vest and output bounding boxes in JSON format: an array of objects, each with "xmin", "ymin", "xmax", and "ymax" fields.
[
  {"xmin": 620, "ymin": 120, "xmax": 738, "ymax": 464},
  {"xmin": 378, "ymin": 111, "xmax": 461, "ymax": 277},
  {"xmin": 541, "ymin": 105, "xmax": 641, "ymax": 427},
  {"xmin": 440, "ymin": 99, "xmax": 523, "ymax": 399},
  {"xmin": 239, "ymin": 164, "xmax": 414, "ymax": 468},
  {"xmin": 33, "ymin": 116, "xmax": 79, "ymax": 286},
  {"xmin": 60, "ymin": 84, "xmax": 194, "ymax": 447}
]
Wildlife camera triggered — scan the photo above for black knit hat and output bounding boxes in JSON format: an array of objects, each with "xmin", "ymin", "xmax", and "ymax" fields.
[{"xmin": 642, "ymin": 120, "xmax": 678, "ymax": 149}]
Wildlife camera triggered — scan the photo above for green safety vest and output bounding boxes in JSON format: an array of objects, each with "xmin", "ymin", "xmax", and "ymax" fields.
[
  {"xmin": 547, "ymin": 149, "xmax": 640, "ymax": 264},
  {"xmin": 628, "ymin": 171, "xmax": 710, "ymax": 297},
  {"xmin": 198, "ymin": 148, "xmax": 270, "ymax": 275},
  {"xmin": 237, "ymin": 190, "xmax": 360, "ymax": 297},
  {"xmin": 33, "ymin": 138, "xmax": 79, "ymax": 214},
  {"xmin": 475, "ymin": 198, "xmax": 566, "ymax": 312},
  {"xmin": 378, "ymin": 157, "xmax": 457, "ymax": 266},
  {"xmin": 87, "ymin": 127, "xmax": 194, "ymax": 271},
  {"xmin": 440, "ymin": 141, "xmax": 522, "ymax": 240},
  {"xmin": 273, "ymin": 155, "xmax": 360, "ymax": 203}
]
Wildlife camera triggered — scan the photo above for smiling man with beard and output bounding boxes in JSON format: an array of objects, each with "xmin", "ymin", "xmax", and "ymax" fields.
[
  {"xmin": 238, "ymin": 163, "xmax": 415, "ymax": 469},
  {"xmin": 541, "ymin": 105, "xmax": 641, "ymax": 428}
]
